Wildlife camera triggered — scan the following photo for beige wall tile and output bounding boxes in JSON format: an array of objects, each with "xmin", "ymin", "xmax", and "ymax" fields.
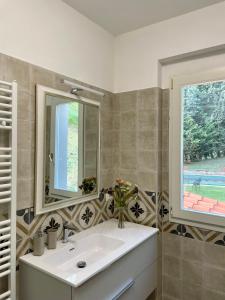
[
  {"xmin": 117, "ymin": 91, "xmax": 137, "ymax": 111},
  {"xmin": 121, "ymin": 111, "xmax": 137, "ymax": 130},
  {"xmin": 162, "ymin": 89, "xmax": 170, "ymax": 111},
  {"xmin": 138, "ymin": 151, "xmax": 158, "ymax": 171},
  {"xmin": 17, "ymin": 120, "xmax": 35, "ymax": 151},
  {"xmin": 119, "ymin": 169, "xmax": 138, "ymax": 184},
  {"xmin": 102, "ymin": 130, "xmax": 113, "ymax": 149},
  {"xmin": 181, "ymin": 260, "xmax": 203, "ymax": 285},
  {"xmin": 163, "ymin": 255, "xmax": 181, "ymax": 279},
  {"xmin": 111, "ymin": 130, "xmax": 120, "ymax": 147},
  {"xmin": 29, "ymin": 65, "xmax": 55, "ymax": 96},
  {"xmin": 138, "ymin": 88, "xmax": 160, "ymax": 110},
  {"xmin": 112, "ymin": 113, "xmax": 120, "ymax": 130},
  {"xmin": 163, "ymin": 275, "xmax": 182, "ymax": 299},
  {"xmin": 112, "ymin": 95, "xmax": 120, "ymax": 112},
  {"xmin": 163, "ymin": 233, "xmax": 181, "ymax": 257},
  {"xmin": 203, "ymin": 242, "xmax": 225, "ymax": 269},
  {"xmin": 17, "ymin": 178, "xmax": 34, "ymax": 209},
  {"xmin": 181, "ymin": 237, "xmax": 204, "ymax": 263},
  {"xmin": 182, "ymin": 283, "xmax": 202, "ymax": 300},
  {"xmin": 161, "ymin": 171, "xmax": 169, "ymax": 192},
  {"xmin": 138, "ymin": 130, "xmax": 157, "ymax": 150},
  {"xmin": 120, "ymin": 130, "xmax": 136, "ymax": 150},
  {"xmin": 120, "ymin": 150, "xmax": 137, "ymax": 169},
  {"xmin": 18, "ymin": 91, "xmax": 34, "ymax": 121},
  {"xmin": 0, "ymin": 55, "xmax": 30, "ymax": 92},
  {"xmin": 202, "ymin": 288, "xmax": 225, "ymax": 300},
  {"xmin": 137, "ymin": 171, "xmax": 157, "ymax": 191},
  {"xmin": 162, "ymin": 296, "xmax": 178, "ymax": 300},
  {"xmin": 17, "ymin": 149, "xmax": 35, "ymax": 180},
  {"xmin": 101, "ymin": 113, "xmax": 112, "ymax": 130},
  {"xmin": 138, "ymin": 110, "xmax": 157, "ymax": 130},
  {"xmin": 203, "ymin": 265, "xmax": 225, "ymax": 293},
  {"xmin": 101, "ymin": 150, "xmax": 113, "ymax": 169}
]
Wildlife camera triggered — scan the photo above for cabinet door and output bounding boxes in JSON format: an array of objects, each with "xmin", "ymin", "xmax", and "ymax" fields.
[
  {"xmin": 20, "ymin": 263, "xmax": 72, "ymax": 300},
  {"xmin": 117, "ymin": 262, "xmax": 157, "ymax": 300}
]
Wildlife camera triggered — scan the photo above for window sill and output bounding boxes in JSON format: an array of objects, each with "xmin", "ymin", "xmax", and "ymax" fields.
[{"xmin": 169, "ymin": 213, "xmax": 225, "ymax": 233}]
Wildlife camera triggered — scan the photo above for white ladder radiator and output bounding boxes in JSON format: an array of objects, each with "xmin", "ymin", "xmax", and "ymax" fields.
[{"xmin": 0, "ymin": 80, "xmax": 17, "ymax": 300}]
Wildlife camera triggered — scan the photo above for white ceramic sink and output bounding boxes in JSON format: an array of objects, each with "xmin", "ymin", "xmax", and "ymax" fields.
[
  {"xmin": 20, "ymin": 219, "xmax": 158, "ymax": 287},
  {"xmin": 43, "ymin": 233, "xmax": 124, "ymax": 273}
]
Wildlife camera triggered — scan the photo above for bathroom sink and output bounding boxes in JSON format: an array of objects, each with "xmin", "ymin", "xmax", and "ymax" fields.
[
  {"xmin": 20, "ymin": 219, "xmax": 158, "ymax": 287},
  {"xmin": 43, "ymin": 233, "xmax": 124, "ymax": 273}
]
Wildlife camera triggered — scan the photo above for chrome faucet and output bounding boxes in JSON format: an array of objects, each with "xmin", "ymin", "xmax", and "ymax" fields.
[{"xmin": 62, "ymin": 221, "xmax": 77, "ymax": 243}]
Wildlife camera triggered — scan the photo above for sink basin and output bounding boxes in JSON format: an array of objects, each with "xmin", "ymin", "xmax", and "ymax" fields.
[
  {"xmin": 44, "ymin": 234, "xmax": 124, "ymax": 273},
  {"xmin": 20, "ymin": 219, "xmax": 158, "ymax": 287}
]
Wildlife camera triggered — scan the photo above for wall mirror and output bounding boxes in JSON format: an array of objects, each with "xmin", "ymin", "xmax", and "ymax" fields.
[{"xmin": 35, "ymin": 85, "xmax": 100, "ymax": 214}]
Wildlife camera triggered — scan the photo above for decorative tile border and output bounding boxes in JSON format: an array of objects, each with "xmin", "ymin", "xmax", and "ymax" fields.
[{"xmin": 159, "ymin": 190, "xmax": 225, "ymax": 246}]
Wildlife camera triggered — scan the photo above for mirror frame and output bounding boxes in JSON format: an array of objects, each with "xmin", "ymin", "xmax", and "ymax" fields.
[{"xmin": 35, "ymin": 85, "xmax": 101, "ymax": 215}]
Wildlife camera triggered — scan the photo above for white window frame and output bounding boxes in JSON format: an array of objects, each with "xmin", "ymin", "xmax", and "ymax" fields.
[{"xmin": 170, "ymin": 67, "xmax": 225, "ymax": 232}]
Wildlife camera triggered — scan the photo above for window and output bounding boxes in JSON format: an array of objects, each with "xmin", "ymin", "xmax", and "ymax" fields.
[{"xmin": 170, "ymin": 68, "xmax": 225, "ymax": 230}]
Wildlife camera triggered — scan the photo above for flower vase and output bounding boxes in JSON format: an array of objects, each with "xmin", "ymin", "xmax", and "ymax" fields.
[{"xmin": 118, "ymin": 207, "xmax": 125, "ymax": 228}]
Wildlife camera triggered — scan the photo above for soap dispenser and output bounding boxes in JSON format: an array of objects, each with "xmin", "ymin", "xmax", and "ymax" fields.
[{"xmin": 33, "ymin": 229, "xmax": 45, "ymax": 256}]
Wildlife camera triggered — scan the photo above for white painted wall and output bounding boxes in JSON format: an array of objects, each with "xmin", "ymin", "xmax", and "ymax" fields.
[
  {"xmin": 0, "ymin": 0, "xmax": 114, "ymax": 91},
  {"xmin": 114, "ymin": 1, "xmax": 225, "ymax": 92}
]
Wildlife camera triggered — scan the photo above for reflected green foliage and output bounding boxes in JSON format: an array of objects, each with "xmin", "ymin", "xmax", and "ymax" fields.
[
  {"xmin": 68, "ymin": 102, "xmax": 79, "ymax": 126},
  {"xmin": 67, "ymin": 102, "xmax": 79, "ymax": 191}
]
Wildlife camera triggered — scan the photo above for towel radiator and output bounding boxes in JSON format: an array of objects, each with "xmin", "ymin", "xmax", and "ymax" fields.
[{"xmin": 0, "ymin": 80, "xmax": 17, "ymax": 300}]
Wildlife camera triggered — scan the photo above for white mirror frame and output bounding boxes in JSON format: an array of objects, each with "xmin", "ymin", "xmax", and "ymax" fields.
[{"xmin": 35, "ymin": 85, "xmax": 101, "ymax": 215}]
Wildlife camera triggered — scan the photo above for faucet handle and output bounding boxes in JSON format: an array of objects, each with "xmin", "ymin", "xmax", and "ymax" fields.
[{"xmin": 63, "ymin": 221, "xmax": 69, "ymax": 228}]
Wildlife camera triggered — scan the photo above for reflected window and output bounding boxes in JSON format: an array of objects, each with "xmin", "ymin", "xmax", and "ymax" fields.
[{"xmin": 54, "ymin": 102, "xmax": 83, "ymax": 193}]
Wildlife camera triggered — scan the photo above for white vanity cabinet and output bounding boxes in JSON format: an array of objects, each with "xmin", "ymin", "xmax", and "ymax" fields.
[
  {"xmin": 71, "ymin": 236, "xmax": 157, "ymax": 300},
  {"xmin": 20, "ymin": 235, "xmax": 157, "ymax": 300},
  {"xmin": 20, "ymin": 220, "xmax": 158, "ymax": 300}
]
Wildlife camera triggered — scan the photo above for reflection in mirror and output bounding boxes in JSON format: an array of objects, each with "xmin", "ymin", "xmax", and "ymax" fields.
[{"xmin": 44, "ymin": 94, "xmax": 99, "ymax": 207}]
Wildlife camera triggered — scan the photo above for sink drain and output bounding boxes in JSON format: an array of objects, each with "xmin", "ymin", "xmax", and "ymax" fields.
[{"xmin": 77, "ymin": 261, "xmax": 87, "ymax": 268}]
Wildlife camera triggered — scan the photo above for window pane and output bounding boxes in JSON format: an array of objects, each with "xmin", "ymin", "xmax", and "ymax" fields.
[
  {"xmin": 54, "ymin": 102, "xmax": 79, "ymax": 192},
  {"xmin": 182, "ymin": 80, "xmax": 225, "ymax": 217}
]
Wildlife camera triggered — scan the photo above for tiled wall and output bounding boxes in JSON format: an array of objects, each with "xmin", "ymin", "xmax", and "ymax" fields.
[
  {"xmin": 0, "ymin": 53, "xmax": 115, "ymax": 294},
  {"xmin": 111, "ymin": 88, "xmax": 162, "ymax": 225},
  {"xmin": 160, "ymin": 89, "xmax": 225, "ymax": 300},
  {"xmin": 0, "ymin": 53, "xmax": 160, "ymax": 296},
  {"xmin": 2, "ymin": 52, "xmax": 225, "ymax": 300},
  {"xmin": 113, "ymin": 88, "xmax": 163, "ymax": 299}
]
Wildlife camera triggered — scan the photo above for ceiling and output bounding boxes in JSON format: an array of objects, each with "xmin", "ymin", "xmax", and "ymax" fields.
[{"xmin": 63, "ymin": 0, "xmax": 224, "ymax": 35}]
